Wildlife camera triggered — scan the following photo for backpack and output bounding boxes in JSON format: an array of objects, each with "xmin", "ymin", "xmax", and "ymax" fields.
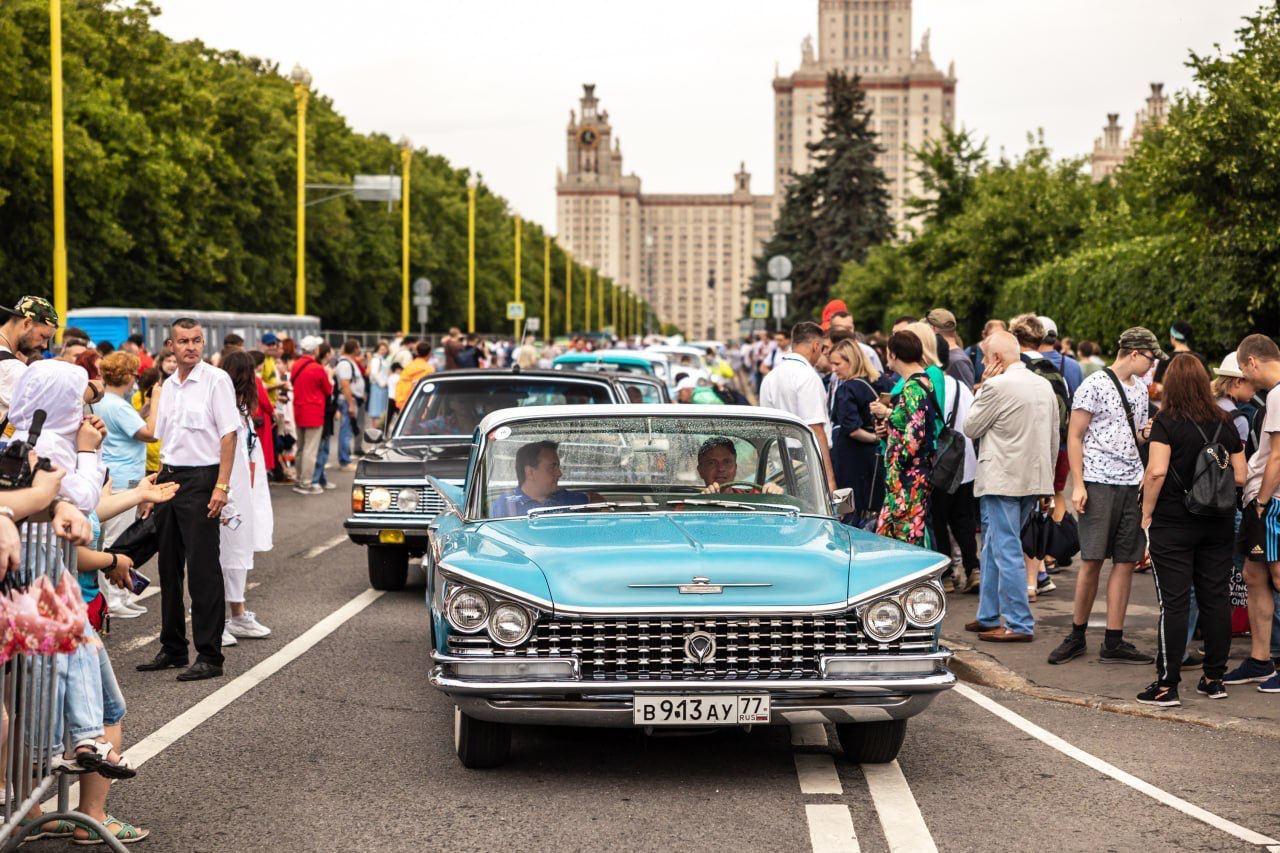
[
  {"xmin": 929, "ymin": 377, "xmax": 967, "ymax": 495},
  {"xmin": 1025, "ymin": 357, "xmax": 1071, "ymax": 443},
  {"xmin": 1169, "ymin": 421, "xmax": 1236, "ymax": 518}
]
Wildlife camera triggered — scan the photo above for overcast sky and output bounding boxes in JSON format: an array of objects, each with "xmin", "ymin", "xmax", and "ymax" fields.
[{"xmin": 151, "ymin": 0, "xmax": 1258, "ymax": 228}]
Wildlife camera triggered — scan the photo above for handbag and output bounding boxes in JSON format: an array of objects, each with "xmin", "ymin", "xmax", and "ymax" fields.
[
  {"xmin": 1021, "ymin": 504, "xmax": 1051, "ymax": 560},
  {"xmin": 105, "ymin": 514, "xmax": 159, "ymax": 568},
  {"xmin": 1045, "ymin": 511, "xmax": 1080, "ymax": 563}
]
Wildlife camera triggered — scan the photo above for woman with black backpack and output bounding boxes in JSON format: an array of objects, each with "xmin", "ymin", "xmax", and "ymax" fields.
[{"xmin": 1137, "ymin": 354, "xmax": 1246, "ymax": 707}]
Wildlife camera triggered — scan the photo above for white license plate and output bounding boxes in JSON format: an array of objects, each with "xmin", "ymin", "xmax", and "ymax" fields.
[{"xmin": 633, "ymin": 694, "xmax": 771, "ymax": 726}]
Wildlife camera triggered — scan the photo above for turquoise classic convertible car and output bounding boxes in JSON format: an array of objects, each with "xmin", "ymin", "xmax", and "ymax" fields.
[{"xmin": 425, "ymin": 405, "xmax": 955, "ymax": 768}]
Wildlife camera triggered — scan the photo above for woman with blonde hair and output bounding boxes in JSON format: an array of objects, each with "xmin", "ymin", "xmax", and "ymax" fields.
[{"xmin": 828, "ymin": 339, "xmax": 882, "ymax": 518}]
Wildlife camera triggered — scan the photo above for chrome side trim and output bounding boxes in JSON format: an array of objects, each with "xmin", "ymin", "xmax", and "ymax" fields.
[
  {"xmin": 846, "ymin": 558, "xmax": 951, "ymax": 610},
  {"xmin": 437, "ymin": 562, "xmax": 555, "ymax": 612}
]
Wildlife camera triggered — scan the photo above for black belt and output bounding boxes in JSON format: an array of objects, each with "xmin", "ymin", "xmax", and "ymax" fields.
[{"xmin": 161, "ymin": 463, "xmax": 219, "ymax": 473}]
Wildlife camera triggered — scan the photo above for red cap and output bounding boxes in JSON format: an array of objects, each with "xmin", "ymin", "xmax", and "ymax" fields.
[{"xmin": 821, "ymin": 299, "xmax": 848, "ymax": 331}]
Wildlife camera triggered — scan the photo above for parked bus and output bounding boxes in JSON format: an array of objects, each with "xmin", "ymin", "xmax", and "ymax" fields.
[{"xmin": 66, "ymin": 308, "xmax": 321, "ymax": 353}]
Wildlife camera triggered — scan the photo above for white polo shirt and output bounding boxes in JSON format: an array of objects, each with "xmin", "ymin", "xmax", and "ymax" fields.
[
  {"xmin": 759, "ymin": 352, "xmax": 831, "ymax": 439},
  {"xmin": 155, "ymin": 360, "xmax": 240, "ymax": 467},
  {"xmin": 0, "ymin": 346, "xmax": 26, "ymax": 421}
]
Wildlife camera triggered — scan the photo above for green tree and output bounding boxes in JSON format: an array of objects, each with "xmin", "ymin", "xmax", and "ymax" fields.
[{"xmin": 753, "ymin": 71, "xmax": 893, "ymax": 324}]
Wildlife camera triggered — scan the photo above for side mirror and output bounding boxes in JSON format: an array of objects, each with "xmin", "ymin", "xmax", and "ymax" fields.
[
  {"xmin": 831, "ymin": 487, "xmax": 854, "ymax": 517},
  {"xmin": 363, "ymin": 428, "xmax": 384, "ymax": 445}
]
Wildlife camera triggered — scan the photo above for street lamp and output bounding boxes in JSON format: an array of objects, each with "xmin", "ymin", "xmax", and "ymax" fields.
[
  {"xmin": 564, "ymin": 250, "xmax": 572, "ymax": 337},
  {"xmin": 399, "ymin": 136, "xmax": 412, "ymax": 335},
  {"xmin": 290, "ymin": 63, "xmax": 312, "ymax": 316},
  {"xmin": 584, "ymin": 266, "xmax": 592, "ymax": 335},
  {"xmin": 512, "ymin": 215, "xmax": 522, "ymax": 340},
  {"xmin": 543, "ymin": 235, "xmax": 552, "ymax": 343},
  {"xmin": 466, "ymin": 174, "xmax": 478, "ymax": 333},
  {"xmin": 645, "ymin": 232, "xmax": 656, "ymax": 338},
  {"xmin": 50, "ymin": 0, "xmax": 67, "ymax": 341}
]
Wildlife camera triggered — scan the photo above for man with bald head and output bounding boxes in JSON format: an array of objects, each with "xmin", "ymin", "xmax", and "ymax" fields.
[{"xmin": 960, "ymin": 330, "xmax": 1060, "ymax": 643}]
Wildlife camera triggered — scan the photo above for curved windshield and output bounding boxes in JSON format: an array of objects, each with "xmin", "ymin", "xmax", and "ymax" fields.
[
  {"xmin": 397, "ymin": 379, "xmax": 614, "ymax": 437},
  {"xmin": 475, "ymin": 415, "xmax": 828, "ymax": 519}
]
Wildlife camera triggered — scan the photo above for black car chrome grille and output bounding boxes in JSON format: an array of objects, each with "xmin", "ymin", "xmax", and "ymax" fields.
[
  {"xmin": 446, "ymin": 615, "xmax": 937, "ymax": 680},
  {"xmin": 361, "ymin": 482, "xmax": 446, "ymax": 517}
]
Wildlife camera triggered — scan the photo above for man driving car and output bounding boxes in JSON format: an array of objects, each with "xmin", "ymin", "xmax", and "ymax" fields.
[
  {"xmin": 696, "ymin": 437, "xmax": 784, "ymax": 495},
  {"xmin": 491, "ymin": 440, "xmax": 601, "ymax": 516}
]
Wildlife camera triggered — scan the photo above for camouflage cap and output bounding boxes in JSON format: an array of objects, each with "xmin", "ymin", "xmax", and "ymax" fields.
[
  {"xmin": 1117, "ymin": 327, "xmax": 1168, "ymax": 360},
  {"xmin": 0, "ymin": 296, "xmax": 59, "ymax": 328}
]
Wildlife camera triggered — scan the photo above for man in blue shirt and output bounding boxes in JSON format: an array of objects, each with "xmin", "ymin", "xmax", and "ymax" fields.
[{"xmin": 490, "ymin": 441, "xmax": 592, "ymax": 517}]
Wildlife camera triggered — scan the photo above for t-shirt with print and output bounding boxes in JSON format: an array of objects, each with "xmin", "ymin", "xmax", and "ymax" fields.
[
  {"xmin": 1072, "ymin": 368, "xmax": 1148, "ymax": 486},
  {"xmin": 1243, "ymin": 383, "xmax": 1280, "ymax": 505}
]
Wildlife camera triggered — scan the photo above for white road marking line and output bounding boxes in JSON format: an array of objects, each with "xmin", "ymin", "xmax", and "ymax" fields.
[
  {"xmin": 805, "ymin": 804, "xmax": 860, "ymax": 853},
  {"xmin": 46, "ymin": 588, "xmax": 385, "ymax": 812},
  {"xmin": 862, "ymin": 761, "xmax": 938, "ymax": 853},
  {"xmin": 790, "ymin": 722, "xmax": 829, "ymax": 747},
  {"xmin": 794, "ymin": 753, "xmax": 842, "ymax": 795},
  {"xmin": 303, "ymin": 534, "xmax": 349, "ymax": 559},
  {"xmin": 114, "ymin": 583, "xmax": 261, "ymax": 655},
  {"xmin": 955, "ymin": 683, "xmax": 1280, "ymax": 847}
]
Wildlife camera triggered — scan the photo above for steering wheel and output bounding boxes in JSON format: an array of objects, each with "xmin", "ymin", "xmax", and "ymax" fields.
[{"xmin": 714, "ymin": 481, "xmax": 762, "ymax": 493}]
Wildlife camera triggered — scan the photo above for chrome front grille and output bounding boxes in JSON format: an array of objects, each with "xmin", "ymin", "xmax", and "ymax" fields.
[
  {"xmin": 361, "ymin": 482, "xmax": 446, "ymax": 517},
  {"xmin": 446, "ymin": 615, "xmax": 937, "ymax": 681}
]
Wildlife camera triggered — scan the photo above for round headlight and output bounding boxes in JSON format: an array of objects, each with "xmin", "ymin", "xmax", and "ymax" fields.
[
  {"xmin": 863, "ymin": 599, "xmax": 906, "ymax": 643},
  {"xmin": 367, "ymin": 487, "xmax": 392, "ymax": 512},
  {"xmin": 397, "ymin": 488, "xmax": 418, "ymax": 512},
  {"xmin": 487, "ymin": 603, "xmax": 533, "ymax": 647},
  {"xmin": 904, "ymin": 585, "xmax": 945, "ymax": 627},
  {"xmin": 446, "ymin": 588, "xmax": 489, "ymax": 633}
]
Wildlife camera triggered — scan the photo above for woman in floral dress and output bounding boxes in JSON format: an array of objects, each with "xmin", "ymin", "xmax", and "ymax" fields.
[{"xmin": 871, "ymin": 330, "xmax": 937, "ymax": 546}]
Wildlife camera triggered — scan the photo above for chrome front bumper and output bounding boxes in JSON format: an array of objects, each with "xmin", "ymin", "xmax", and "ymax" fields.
[{"xmin": 430, "ymin": 650, "xmax": 955, "ymax": 727}]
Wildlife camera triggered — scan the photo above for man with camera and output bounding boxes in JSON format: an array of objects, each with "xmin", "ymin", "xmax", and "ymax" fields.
[{"xmin": 139, "ymin": 318, "xmax": 239, "ymax": 682}]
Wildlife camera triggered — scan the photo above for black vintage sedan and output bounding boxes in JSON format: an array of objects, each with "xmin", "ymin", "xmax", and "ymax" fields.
[{"xmin": 344, "ymin": 369, "xmax": 630, "ymax": 590}]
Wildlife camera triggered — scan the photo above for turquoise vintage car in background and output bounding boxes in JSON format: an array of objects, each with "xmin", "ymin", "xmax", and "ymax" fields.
[{"xmin": 424, "ymin": 405, "xmax": 954, "ymax": 768}]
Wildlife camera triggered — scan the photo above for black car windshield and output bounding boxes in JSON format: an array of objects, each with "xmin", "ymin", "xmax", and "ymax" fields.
[
  {"xmin": 397, "ymin": 379, "xmax": 615, "ymax": 437},
  {"xmin": 475, "ymin": 414, "xmax": 828, "ymax": 518}
]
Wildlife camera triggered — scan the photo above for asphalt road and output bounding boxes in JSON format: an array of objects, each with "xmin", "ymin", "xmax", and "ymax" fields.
[{"xmin": 32, "ymin": 475, "xmax": 1280, "ymax": 852}]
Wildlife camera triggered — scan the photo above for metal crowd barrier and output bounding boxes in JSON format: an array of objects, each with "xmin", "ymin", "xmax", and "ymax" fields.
[{"xmin": 0, "ymin": 521, "xmax": 126, "ymax": 852}]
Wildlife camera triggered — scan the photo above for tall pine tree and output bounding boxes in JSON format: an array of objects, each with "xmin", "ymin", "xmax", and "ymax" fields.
[{"xmin": 753, "ymin": 71, "xmax": 893, "ymax": 325}]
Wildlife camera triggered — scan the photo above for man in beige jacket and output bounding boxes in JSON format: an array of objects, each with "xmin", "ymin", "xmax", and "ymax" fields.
[{"xmin": 961, "ymin": 331, "xmax": 1059, "ymax": 642}]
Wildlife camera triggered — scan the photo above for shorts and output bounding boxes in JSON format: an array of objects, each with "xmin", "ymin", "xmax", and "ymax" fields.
[
  {"xmin": 1237, "ymin": 499, "xmax": 1280, "ymax": 565},
  {"xmin": 1053, "ymin": 449, "xmax": 1069, "ymax": 494},
  {"xmin": 1078, "ymin": 481, "xmax": 1144, "ymax": 563}
]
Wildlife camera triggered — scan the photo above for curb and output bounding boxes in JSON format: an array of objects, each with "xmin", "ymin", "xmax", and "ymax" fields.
[{"xmin": 943, "ymin": 635, "xmax": 1280, "ymax": 742}]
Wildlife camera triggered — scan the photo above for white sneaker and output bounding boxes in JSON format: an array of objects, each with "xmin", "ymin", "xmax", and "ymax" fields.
[
  {"xmin": 221, "ymin": 628, "xmax": 238, "ymax": 647},
  {"xmin": 291, "ymin": 485, "xmax": 313, "ymax": 496},
  {"xmin": 309, "ymin": 484, "xmax": 325, "ymax": 495},
  {"xmin": 227, "ymin": 612, "xmax": 272, "ymax": 639},
  {"xmin": 323, "ymin": 482, "xmax": 337, "ymax": 491},
  {"xmin": 110, "ymin": 604, "xmax": 144, "ymax": 619}
]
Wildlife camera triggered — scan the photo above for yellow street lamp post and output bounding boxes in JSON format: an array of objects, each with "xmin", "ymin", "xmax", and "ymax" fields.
[
  {"xmin": 49, "ymin": 0, "xmax": 68, "ymax": 338},
  {"xmin": 564, "ymin": 251, "xmax": 573, "ymax": 337},
  {"xmin": 542, "ymin": 236, "xmax": 551, "ymax": 343},
  {"xmin": 597, "ymin": 272, "xmax": 604, "ymax": 332},
  {"xmin": 584, "ymin": 266, "xmax": 592, "ymax": 335},
  {"xmin": 611, "ymin": 282, "xmax": 618, "ymax": 337},
  {"xmin": 512, "ymin": 215, "xmax": 522, "ymax": 340},
  {"xmin": 466, "ymin": 175, "xmax": 478, "ymax": 333},
  {"xmin": 289, "ymin": 64, "xmax": 312, "ymax": 316},
  {"xmin": 399, "ymin": 137, "xmax": 412, "ymax": 335}
]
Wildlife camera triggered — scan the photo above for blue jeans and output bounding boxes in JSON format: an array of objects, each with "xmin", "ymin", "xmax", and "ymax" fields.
[
  {"xmin": 977, "ymin": 495, "xmax": 1036, "ymax": 636},
  {"xmin": 337, "ymin": 397, "xmax": 356, "ymax": 465},
  {"xmin": 312, "ymin": 434, "xmax": 330, "ymax": 486}
]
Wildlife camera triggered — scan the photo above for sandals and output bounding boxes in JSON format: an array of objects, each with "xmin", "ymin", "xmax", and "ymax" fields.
[
  {"xmin": 72, "ymin": 815, "xmax": 150, "ymax": 846},
  {"xmin": 72, "ymin": 738, "xmax": 137, "ymax": 780},
  {"xmin": 18, "ymin": 816, "xmax": 76, "ymax": 840}
]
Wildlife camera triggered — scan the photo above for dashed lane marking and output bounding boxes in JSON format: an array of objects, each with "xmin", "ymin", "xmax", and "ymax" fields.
[
  {"xmin": 805, "ymin": 804, "xmax": 860, "ymax": 853},
  {"xmin": 47, "ymin": 588, "xmax": 385, "ymax": 812},
  {"xmin": 862, "ymin": 760, "xmax": 937, "ymax": 853},
  {"xmin": 302, "ymin": 534, "xmax": 349, "ymax": 559},
  {"xmin": 790, "ymin": 722, "xmax": 829, "ymax": 747},
  {"xmin": 955, "ymin": 683, "xmax": 1280, "ymax": 848},
  {"xmin": 794, "ymin": 753, "xmax": 843, "ymax": 795}
]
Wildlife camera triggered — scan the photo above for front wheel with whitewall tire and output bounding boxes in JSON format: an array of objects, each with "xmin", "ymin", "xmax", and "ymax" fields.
[
  {"xmin": 367, "ymin": 546, "xmax": 408, "ymax": 591},
  {"xmin": 454, "ymin": 706, "xmax": 512, "ymax": 769},
  {"xmin": 837, "ymin": 719, "xmax": 906, "ymax": 764}
]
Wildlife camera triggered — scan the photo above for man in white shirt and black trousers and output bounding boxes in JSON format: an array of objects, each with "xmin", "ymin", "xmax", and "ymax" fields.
[{"xmin": 138, "ymin": 318, "xmax": 239, "ymax": 681}]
